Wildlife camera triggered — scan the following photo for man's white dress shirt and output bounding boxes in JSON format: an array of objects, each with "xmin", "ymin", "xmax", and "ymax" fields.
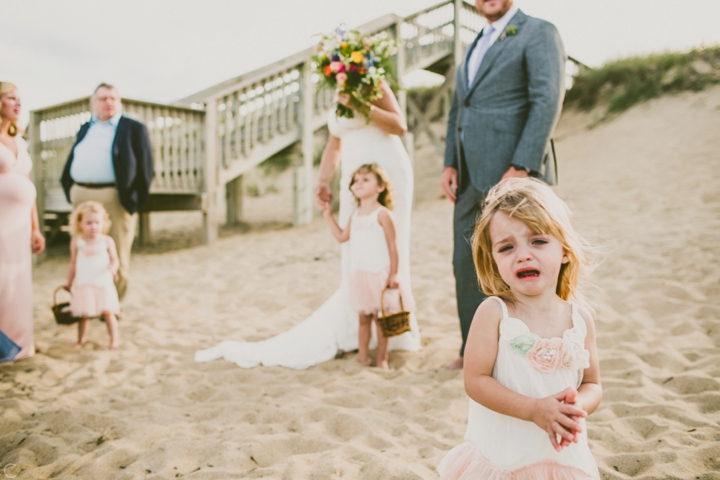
[{"xmin": 70, "ymin": 112, "xmax": 122, "ymax": 183}]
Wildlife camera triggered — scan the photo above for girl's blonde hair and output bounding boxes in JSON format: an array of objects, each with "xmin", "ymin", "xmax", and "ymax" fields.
[
  {"xmin": 472, "ymin": 178, "xmax": 591, "ymax": 306},
  {"xmin": 70, "ymin": 201, "xmax": 111, "ymax": 236},
  {"xmin": 349, "ymin": 163, "xmax": 394, "ymax": 210},
  {"xmin": 0, "ymin": 82, "xmax": 20, "ymax": 137}
]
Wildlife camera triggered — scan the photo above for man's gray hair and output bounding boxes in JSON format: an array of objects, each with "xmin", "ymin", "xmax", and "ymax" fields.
[{"xmin": 94, "ymin": 83, "xmax": 118, "ymax": 95}]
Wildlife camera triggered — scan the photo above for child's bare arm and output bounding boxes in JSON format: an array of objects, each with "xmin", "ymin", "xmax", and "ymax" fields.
[
  {"xmin": 377, "ymin": 209, "xmax": 399, "ymax": 287},
  {"xmin": 65, "ymin": 238, "xmax": 77, "ymax": 289},
  {"xmin": 575, "ymin": 307, "xmax": 603, "ymax": 414},
  {"xmin": 322, "ymin": 203, "xmax": 351, "ymax": 242},
  {"xmin": 106, "ymin": 236, "xmax": 120, "ymax": 278},
  {"xmin": 464, "ymin": 300, "xmax": 587, "ymax": 452}
]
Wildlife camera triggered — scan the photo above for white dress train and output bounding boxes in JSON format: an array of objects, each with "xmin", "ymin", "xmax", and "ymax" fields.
[{"xmin": 194, "ymin": 112, "xmax": 420, "ymax": 369}]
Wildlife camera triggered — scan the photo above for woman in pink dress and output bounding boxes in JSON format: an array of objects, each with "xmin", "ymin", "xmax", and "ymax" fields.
[{"xmin": 0, "ymin": 81, "xmax": 45, "ymax": 362}]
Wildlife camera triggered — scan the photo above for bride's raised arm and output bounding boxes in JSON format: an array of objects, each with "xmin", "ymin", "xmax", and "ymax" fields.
[{"xmin": 338, "ymin": 81, "xmax": 407, "ymax": 137}]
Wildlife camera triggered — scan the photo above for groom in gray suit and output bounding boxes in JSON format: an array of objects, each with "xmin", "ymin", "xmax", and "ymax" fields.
[{"xmin": 441, "ymin": 0, "xmax": 565, "ymax": 369}]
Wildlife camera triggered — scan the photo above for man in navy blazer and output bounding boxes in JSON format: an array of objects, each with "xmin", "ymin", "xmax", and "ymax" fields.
[
  {"xmin": 440, "ymin": 0, "xmax": 565, "ymax": 369},
  {"xmin": 61, "ymin": 83, "xmax": 154, "ymax": 300}
]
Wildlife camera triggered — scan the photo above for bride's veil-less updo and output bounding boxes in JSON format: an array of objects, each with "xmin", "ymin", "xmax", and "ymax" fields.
[
  {"xmin": 0, "ymin": 82, "xmax": 20, "ymax": 137},
  {"xmin": 349, "ymin": 163, "xmax": 394, "ymax": 210}
]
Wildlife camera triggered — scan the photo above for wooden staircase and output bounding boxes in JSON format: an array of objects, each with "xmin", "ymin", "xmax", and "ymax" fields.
[{"xmin": 29, "ymin": 0, "xmax": 583, "ymax": 245}]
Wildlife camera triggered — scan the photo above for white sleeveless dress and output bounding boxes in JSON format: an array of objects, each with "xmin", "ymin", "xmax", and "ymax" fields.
[
  {"xmin": 348, "ymin": 206, "xmax": 415, "ymax": 315},
  {"xmin": 438, "ymin": 297, "xmax": 599, "ymax": 479},
  {"xmin": 70, "ymin": 236, "xmax": 120, "ymax": 317},
  {"xmin": 195, "ymin": 112, "xmax": 420, "ymax": 369}
]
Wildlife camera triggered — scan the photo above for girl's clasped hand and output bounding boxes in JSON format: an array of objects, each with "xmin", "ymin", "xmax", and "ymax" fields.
[{"xmin": 532, "ymin": 386, "xmax": 587, "ymax": 451}]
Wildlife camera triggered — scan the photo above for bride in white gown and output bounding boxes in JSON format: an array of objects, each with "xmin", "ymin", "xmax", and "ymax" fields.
[{"xmin": 195, "ymin": 82, "xmax": 420, "ymax": 369}]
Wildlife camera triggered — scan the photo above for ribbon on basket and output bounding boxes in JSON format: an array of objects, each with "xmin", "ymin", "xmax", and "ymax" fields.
[{"xmin": 377, "ymin": 286, "xmax": 411, "ymax": 337}]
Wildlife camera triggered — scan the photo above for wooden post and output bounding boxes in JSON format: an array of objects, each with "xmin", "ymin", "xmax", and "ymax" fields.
[
  {"xmin": 202, "ymin": 98, "xmax": 219, "ymax": 243},
  {"xmin": 454, "ymin": 0, "xmax": 464, "ymax": 66},
  {"xmin": 29, "ymin": 111, "xmax": 46, "ymax": 264},
  {"xmin": 443, "ymin": 86, "xmax": 453, "ymax": 119},
  {"xmin": 226, "ymin": 175, "xmax": 243, "ymax": 225},
  {"xmin": 393, "ymin": 21, "xmax": 414, "ymax": 161},
  {"xmin": 139, "ymin": 213, "xmax": 151, "ymax": 245},
  {"xmin": 394, "ymin": 21, "xmax": 407, "ymax": 119},
  {"xmin": 294, "ymin": 63, "xmax": 314, "ymax": 226}
]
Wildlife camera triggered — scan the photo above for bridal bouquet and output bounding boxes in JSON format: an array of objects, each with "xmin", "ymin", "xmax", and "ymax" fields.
[{"xmin": 312, "ymin": 25, "xmax": 397, "ymax": 120}]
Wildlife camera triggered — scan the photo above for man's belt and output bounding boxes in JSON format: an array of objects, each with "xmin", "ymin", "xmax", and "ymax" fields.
[{"xmin": 74, "ymin": 182, "xmax": 116, "ymax": 189}]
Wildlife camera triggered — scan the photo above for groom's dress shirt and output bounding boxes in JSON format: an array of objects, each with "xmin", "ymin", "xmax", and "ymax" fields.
[
  {"xmin": 69, "ymin": 113, "xmax": 122, "ymax": 184},
  {"xmin": 467, "ymin": 5, "xmax": 519, "ymax": 87}
]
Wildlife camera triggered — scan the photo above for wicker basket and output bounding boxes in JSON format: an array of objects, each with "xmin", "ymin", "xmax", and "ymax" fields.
[
  {"xmin": 52, "ymin": 286, "xmax": 79, "ymax": 325},
  {"xmin": 377, "ymin": 287, "xmax": 411, "ymax": 338}
]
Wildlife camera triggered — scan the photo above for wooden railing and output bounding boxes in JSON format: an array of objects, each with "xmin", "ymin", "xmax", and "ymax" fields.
[
  {"xmin": 29, "ymin": 99, "xmax": 205, "ymax": 212},
  {"xmin": 173, "ymin": 2, "xmax": 470, "ymax": 239},
  {"xmin": 31, "ymin": 0, "xmax": 586, "ymax": 244}
]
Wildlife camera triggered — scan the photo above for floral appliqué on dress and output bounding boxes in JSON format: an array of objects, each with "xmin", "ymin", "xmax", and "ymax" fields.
[{"xmin": 501, "ymin": 315, "xmax": 590, "ymax": 374}]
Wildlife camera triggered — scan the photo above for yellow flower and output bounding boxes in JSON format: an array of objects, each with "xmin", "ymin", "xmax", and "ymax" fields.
[
  {"xmin": 350, "ymin": 51, "xmax": 364, "ymax": 63},
  {"xmin": 340, "ymin": 42, "xmax": 348, "ymax": 49}
]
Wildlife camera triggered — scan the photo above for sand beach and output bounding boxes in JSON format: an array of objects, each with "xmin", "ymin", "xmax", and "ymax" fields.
[{"xmin": 1, "ymin": 86, "xmax": 719, "ymax": 479}]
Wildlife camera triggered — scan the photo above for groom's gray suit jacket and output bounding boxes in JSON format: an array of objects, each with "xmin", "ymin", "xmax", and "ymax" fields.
[{"xmin": 444, "ymin": 9, "xmax": 565, "ymax": 191}]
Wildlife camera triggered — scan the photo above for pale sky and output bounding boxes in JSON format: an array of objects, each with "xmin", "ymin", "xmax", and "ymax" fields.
[{"xmin": 3, "ymin": 0, "xmax": 719, "ymax": 126}]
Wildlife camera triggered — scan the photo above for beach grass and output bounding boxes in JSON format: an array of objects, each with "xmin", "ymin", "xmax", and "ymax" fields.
[{"xmin": 565, "ymin": 45, "xmax": 720, "ymax": 114}]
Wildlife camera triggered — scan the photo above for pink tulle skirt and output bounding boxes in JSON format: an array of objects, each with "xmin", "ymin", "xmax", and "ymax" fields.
[
  {"xmin": 349, "ymin": 268, "xmax": 415, "ymax": 316},
  {"xmin": 437, "ymin": 441, "xmax": 597, "ymax": 480},
  {"xmin": 70, "ymin": 285, "xmax": 120, "ymax": 318}
]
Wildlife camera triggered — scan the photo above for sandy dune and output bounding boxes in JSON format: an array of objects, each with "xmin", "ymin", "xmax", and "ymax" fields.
[{"xmin": 1, "ymin": 86, "xmax": 719, "ymax": 479}]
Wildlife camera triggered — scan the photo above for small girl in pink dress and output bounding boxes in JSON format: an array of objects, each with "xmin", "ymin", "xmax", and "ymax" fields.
[
  {"xmin": 321, "ymin": 163, "xmax": 414, "ymax": 370},
  {"xmin": 438, "ymin": 178, "xmax": 602, "ymax": 479},
  {"xmin": 65, "ymin": 201, "xmax": 120, "ymax": 350}
]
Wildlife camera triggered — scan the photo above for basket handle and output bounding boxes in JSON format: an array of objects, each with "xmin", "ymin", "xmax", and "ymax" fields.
[
  {"xmin": 380, "ymin": 285, "xmax": 404, "ymax": 318},
  {"xmin": 53, "ymin": 285, "xmax": 71, "ymax": 306}
]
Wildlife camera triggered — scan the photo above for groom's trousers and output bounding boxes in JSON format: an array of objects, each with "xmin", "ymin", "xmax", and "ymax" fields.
[{"xmin": 453, "ymin": 147, "xmax": 488, "ymax": 357}]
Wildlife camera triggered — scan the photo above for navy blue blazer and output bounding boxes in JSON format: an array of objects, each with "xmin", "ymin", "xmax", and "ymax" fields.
[{"xmin": 61, "ymin": 116, "xmax": 154, "ymax": 214}]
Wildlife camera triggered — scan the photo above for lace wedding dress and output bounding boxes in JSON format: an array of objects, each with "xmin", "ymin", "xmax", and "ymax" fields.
[{"xmin": 195, "ymin": 112, "xmax": 420, "ymax": 369}]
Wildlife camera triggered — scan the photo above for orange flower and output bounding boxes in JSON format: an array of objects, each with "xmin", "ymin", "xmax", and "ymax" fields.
[
  {"xmin": 323, "ymin": 65, "xmax": 332, "ymax": 76},
  {"xmin": 359, "ymin": 68, "xmax": 366, "ymax": 74},
  {"xmin": 350, "ymin": 51, "xmax": 364, "ymax": 63}
]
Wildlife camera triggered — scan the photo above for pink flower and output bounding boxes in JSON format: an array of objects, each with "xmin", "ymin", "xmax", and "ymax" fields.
[
  {"xmin": 335, "ymin": 72, "xmax": 348, "ymax": 86},
  {"xmin": 526, "ymin": 338, "xmax": 565, "ymax": 373},
  {"xmin": 330, "ymin": 61, "xmax": 342, "ymax": 73},
  {"xmin": 349, "ymin": 64, "xmax": 357, "ymax": 73}
]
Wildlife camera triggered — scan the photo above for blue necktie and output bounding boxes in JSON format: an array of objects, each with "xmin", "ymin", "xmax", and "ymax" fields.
[{"xmin": 468, "ymin": 25, "xmax": 495, "ymax": 87}]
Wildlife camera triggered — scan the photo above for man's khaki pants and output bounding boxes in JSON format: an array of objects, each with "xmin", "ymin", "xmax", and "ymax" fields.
[{"xmin": 70, "ymin": 185, "xmax": 136, "ymax": 301}]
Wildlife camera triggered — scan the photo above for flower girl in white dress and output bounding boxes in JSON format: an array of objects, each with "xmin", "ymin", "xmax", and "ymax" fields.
[
  {"xmin": 194, "ymin": 81, "xmax": 419, "ymax": 370},
  {"xmin": 321, "ymin": 163, "xmax": 414, "ymax": 370},
  {"xmin": 65, "ymin": 201, "xmax": 120, "ymax": 350},
  {"xmin": 438, "ymin": 178, "xmax": 601, "ymax": 479}
]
